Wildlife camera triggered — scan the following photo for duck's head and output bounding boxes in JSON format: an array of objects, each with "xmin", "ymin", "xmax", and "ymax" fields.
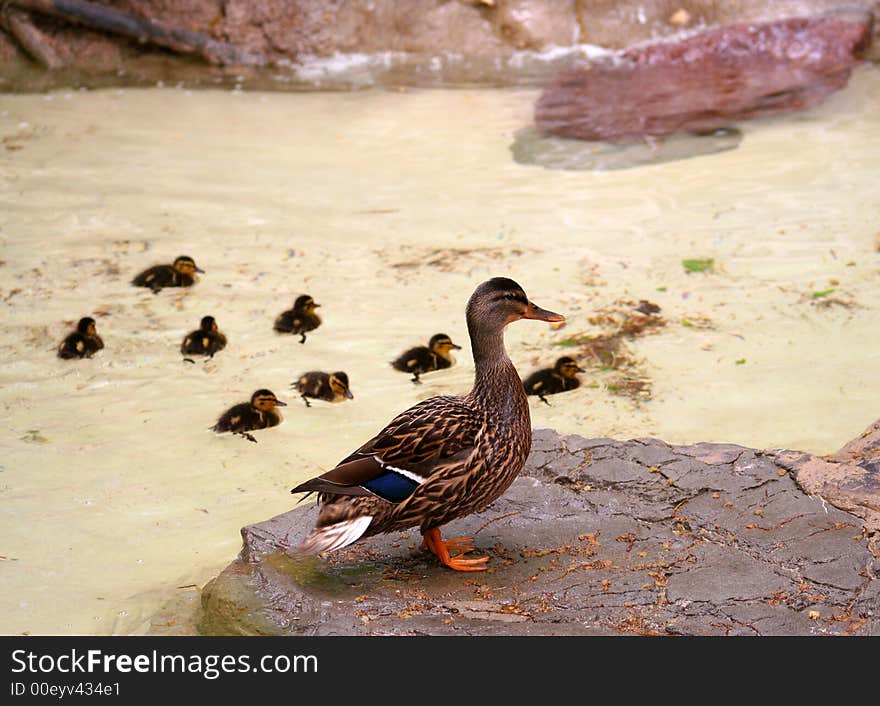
[
  {"xmin": 329, "ymin": 372, "xmax": 354, "ymax": 400},
  {"xmin": 77, "ymin": 317, "xmax": 98, "ymax": 336},
  {"xmin": 294, "ymin": 295, "xmax": 320, "ymax": 313},
  {"xmin": 173, "ymin": 256, "xmax": 204, "ymax": 276},
  {"xmin": 466, "ymin": 277, "xmax": 564, "ymax": 332},
  {"xmin": 429, "ymin": 333, "xmax": 462, "ymax": 356},
  {"xmin": 199, "ymin": 315, "xmax": 218, "ymax": 332},
  {"xmin": 250, "ymin": 389, "xmax": 287, "ymax": 410},
  {"xmin": 555, "ymin": 356, "xmax": 585, "ymax": 378}
]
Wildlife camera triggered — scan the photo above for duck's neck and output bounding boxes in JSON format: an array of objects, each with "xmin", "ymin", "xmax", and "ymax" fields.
[{"xmin": 467, "ymin": 321, "xmax": 528, "ymax": 419}]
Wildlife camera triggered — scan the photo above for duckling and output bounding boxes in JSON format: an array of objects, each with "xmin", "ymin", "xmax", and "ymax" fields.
[
  {"xmin": 522, "ymin": 356, "xmax": 585, "ymax": 405},
  {"xmin": 58, "ymin": 316, "xmax": 104, "ymax": 359},
  {"xmin": 286, "ymin": 277, "xmax": 564, "ymax": 572},
  {"xmin": 181, "ymin": 315, "xmax": 227, "ymax": 360},
  {"xmin": 274, "ymin": 294, "xmax": 321, "ymax": 343},
  {"xmin": 132, "ymin": 255, "xmax": 204, "ymax": 293},
  {"xmin": 211, "ymin": 389, "xmax": 287, "ymax": 443},
  {"xmin": 292, "ymin": 371, "xmax": 353, "ymax": 408},
  {"xmin": 391, "ymin": 333, "xmax": 463, "ymax": 384}
]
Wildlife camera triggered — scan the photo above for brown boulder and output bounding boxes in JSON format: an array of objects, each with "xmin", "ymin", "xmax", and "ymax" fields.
[
  {"xmin": 535, "ymin": 17, "xmax": 872, "ymax": 142},
  {"xmin": 775, "ymin": 418, "xmax": 880, "ymax": 556}
]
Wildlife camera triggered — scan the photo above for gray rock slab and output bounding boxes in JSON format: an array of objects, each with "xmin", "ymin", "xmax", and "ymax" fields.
[{"xmin": 198, "ymin": 424, "xmax": 879, "ymax": 636}]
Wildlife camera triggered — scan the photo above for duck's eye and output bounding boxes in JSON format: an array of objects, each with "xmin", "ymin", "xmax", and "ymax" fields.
[{"xmin": 504, "ymin": 293, "xmax": 518, "ymax": 300}]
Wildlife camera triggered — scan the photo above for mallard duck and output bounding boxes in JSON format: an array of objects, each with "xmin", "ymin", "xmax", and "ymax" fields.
[
  {"xmin": 58, "ymin": 317, "xmax": 104, "ymax": 359},
  {"xmin": 522, "ymin": 356, "xmax": 585, "ymax": 405},
  {"xmin": 286, "ymin": 277, "xmax": 563, "ymax": 571},
  {"xmin": 391, "ymin": 333, "xmax": 462, "ymax": 384},
  {"xmin": 132, "ymin": 255, "xmax": 204, "ymax": 293},
  {"xmin": 181, "ymin": 315, "xmax": 227, "ymax": 359},
  {"xmin": 292, "ymin": 371, "xmax": 353, "ymax": 408},
  {"xmin": 211, "ymin": 389, "xmax": 286, "ymax": 443},
  {"xmin": 274, "ymin": 295, "xmax": 321, "ymax": 343}
]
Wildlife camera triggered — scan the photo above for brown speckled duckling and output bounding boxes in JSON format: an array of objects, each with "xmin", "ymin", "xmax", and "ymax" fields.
[
  {"xmin": 58, "ymin": 317, "xmax": 104, "ymax": 359},
  {"xmin": 391, "ymin": 333, "xmax": 462, "ymax": 384},
  {"xmin": 292, "ymin": 371, "xmax": 353, "ymax": 408},
  {"xmin": 274, "ymin": 294, "xmax": 321, "ymax": 343},
  {"xmin": 523, "ymin": 356, "xmax": 585, "ymax": 405},
  {"xmin": 211, "ymin": 389, "xmax": 286, "ymax": 443},
  {"xmin": 132, "ymin": 255, "xmax": 204, "ymax": 293},
  {"xmin": 181, "ymin": 315, "xmax": 227, "ymax": 359},
  {"xmin": 287, "ymin": 277, "xmax": 564, "ymax": 571}
]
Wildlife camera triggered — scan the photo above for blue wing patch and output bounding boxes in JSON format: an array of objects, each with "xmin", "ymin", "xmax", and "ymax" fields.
[{"xmin": 362, "ymin": 470, "xmax": 421, "ymax": 503}]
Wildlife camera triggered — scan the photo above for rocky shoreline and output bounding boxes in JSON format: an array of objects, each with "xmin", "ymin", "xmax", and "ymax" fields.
[
  {"xmin": 2, "ymin": 0, "xmax": 878, "ymax": 92},
  {"xmin": 197, "ymin": 420, "xmax": 880, "ymax": 636}
]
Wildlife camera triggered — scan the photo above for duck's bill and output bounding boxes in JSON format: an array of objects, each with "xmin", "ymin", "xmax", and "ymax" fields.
[
  {"xmin": 274, "ymin": 400, "xmax": 288, "ymax": 406},
  {"xmin": 344, "ymin": 390, "xmax": 354, "ymax": 399},
  {"xmin": 450, "ymin": 343, "xmax": 463, "ymax": 350},
  {"xmin": 195, "ymin": 266, "xmax": 206, "ymax": 273},
  {"xmin": 524, "ymin": 302, "xmax": 565, "ymax": 323}
]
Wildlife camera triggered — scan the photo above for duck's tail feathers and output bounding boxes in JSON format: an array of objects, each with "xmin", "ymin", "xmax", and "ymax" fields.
[{"xmin": 293, "ymin": 515, "xmax": 374, "ymax": 555}]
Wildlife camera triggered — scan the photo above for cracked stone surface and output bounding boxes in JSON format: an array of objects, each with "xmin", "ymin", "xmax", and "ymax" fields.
[{"xmin": 198, "ymin": 421, "xmax": 880, "ymax": 636}]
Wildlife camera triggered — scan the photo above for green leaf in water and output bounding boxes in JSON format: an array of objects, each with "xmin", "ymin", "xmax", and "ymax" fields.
[
  {"xmin": 656, "ymin": 286, "xmax": 667, "ymax": 292},
  {"xmin": 812, "ymin": 289, "xmax": 835, "ymax": 299},
  {"xmin": 682, "ymin": 258, "xmax": 714, "ymax": 273},
  {"xmin": 681, "ymin": 319, "xmax": 694, "ymax": 328},
  {"xmin": 21, "ymin": 430, "xmax": 49, "ymax": 443},
  {"xmin": 735, "ymin": 358, "xmax": 747, "ymax": 365},
  {"xmin": 555, "ymin": 333, "xmax": 592, "ymax": 348}
]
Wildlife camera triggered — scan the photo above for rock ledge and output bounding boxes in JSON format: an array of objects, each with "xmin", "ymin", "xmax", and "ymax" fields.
[{"xmin": 198, "ymin": 423, "xmax": 880, "ymax": 636}]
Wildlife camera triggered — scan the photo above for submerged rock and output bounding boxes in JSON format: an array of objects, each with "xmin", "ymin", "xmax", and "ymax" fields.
[
  {"xmin": 510, "ymin": 126, "xmax": 742, "ymax": 171},
  {"xmin": 535, "ymin": 17, "xmax": 872, "ymax": 142},
  {"xmin": 198, "ymin": 421, "xmax": 880, "ymax": 636}
]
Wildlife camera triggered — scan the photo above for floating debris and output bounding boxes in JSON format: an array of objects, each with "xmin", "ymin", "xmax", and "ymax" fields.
[
  {"xmin": 20, "ymin": 429, "xmax": 49, "ymax": 443},
  {"xmin": 682, "ymin": 258, "xmax": 715, "ymax": 273},
  {"xmin": 553, "ymin": 299, "xmax": 665, "ymax": 402}
]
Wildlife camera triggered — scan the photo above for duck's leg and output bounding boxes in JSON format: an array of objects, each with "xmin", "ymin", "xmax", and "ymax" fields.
[
  {"xmin": 411, "ymin": 372, "xmax": 421, "ymax": 385},
  {"xmin": 421, "ymin": 527, "xmax": 489, "ymax": 571},
  {"xmin": 538, "ymin": 392, "xmax": 551, "ymax": 406},
  {"xmin": 235, "ymin": 431, "xmax": 258, "ymax": 443},
  {"xmin": 421, "ymin": 535, "xmax": 475, "ymax": 554},
  {"xmin": 301, "ymin": 394, "xmax": 312, "ymax": 408},
  {"xmin": 299, "ymin": 332, "xmax": 307, "ymax": 344}
]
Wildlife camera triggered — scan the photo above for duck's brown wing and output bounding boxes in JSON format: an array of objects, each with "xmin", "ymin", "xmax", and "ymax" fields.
[{"xmin": 290, "ymin": 396, "xmax": 483, "ymax": 502}]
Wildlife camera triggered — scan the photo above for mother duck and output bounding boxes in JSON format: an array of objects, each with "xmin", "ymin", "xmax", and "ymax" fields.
[{"xmin": 289, "ymin": 277, "xmax": 563, "ymax": 571}]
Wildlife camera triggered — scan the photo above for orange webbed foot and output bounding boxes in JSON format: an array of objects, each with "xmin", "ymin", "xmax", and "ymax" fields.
[{"xmin": 421, "ymin": 528, "xmax": 488, "ymax": 572}]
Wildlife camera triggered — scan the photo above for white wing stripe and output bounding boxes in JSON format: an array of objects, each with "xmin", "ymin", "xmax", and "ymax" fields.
[{"xmin": 374, "ymin": 457, "xmax": 426, "ymax": 484}]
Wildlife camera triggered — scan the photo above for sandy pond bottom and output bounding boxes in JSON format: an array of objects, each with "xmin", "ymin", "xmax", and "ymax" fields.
[{"xmin": 0, "ymin": 67, "xmax": 878, "ymax": 635}]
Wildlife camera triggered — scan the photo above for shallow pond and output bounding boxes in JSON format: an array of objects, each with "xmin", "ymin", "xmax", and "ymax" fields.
[{"xmin": 1, "ymin": 65, "xmax": 878, "ymax": 634}]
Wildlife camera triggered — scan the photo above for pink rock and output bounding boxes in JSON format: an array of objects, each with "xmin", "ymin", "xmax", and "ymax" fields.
[{"xmin": 535, "ymin": 17, "xmax": 871, "ymax": 142}]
